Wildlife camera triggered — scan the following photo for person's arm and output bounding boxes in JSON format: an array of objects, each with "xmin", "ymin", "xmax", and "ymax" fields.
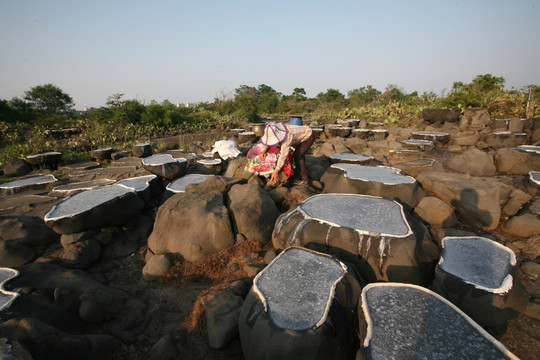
[{"xmin": 258, "ymin": 144, "xmax": 269, "ymax": 161}]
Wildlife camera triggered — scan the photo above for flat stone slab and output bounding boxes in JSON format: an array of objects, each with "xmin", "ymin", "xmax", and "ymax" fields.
[
  {"xmin": 401, "ymin": 139, "xmax": 435, "ymax": 151},
  {"xmin": 116, "ymin": 175, "xmax": 158, "ymax": 193},
  {"xmin": 253, "ymin": 247, "xmax": 346, "ymax": 330},
  {"xmin": 44, "ymin": 184, "xmax": 144, "ymax": 234},
  {"xmin": 26, "ymin": 151, "xmax": 62, "ymax": 167},
  {"xmin": 329, "ymin": 153, "xmax": 374, "ymax": 164},
  {"xmin": 0, "ymin": 175, "xmax": 59, "ymax": 196},
  {"xmin": 166, "ymin": 174, "xmax": 213, "ymax": 193},
  {"xmin": 69, "ymin": 166, "xmax": 150, "ymax": 181},
  {"xmin": 515, "ymin": 145, "xmax": 540, "ymax": 154},
  {"xmin": 330, "ymin": 164, "xmax": 415, "ymax": 184},
  {"xmin": 526, "ymin": 171, "xmax": 540, "ymax": 196},
  {"xmin": 295, "ymin": 193, "xmax": 411, "ymax": 237},
  {"xmin": 439, "ymin": 236, "xmax": 515, "ymax": 293},
  {"xmin": 49, "ymin": 178, "xmax": 116, "ymax": 197},
  {"xmin": 485, "ymin": 132, "xmax": 528, "ymax": 148},
  {"xmin": 0, "ymin": 267, "xmax": 19, "ymax": 312},
  {"xmin": 410, "ymin": 131, "xmax": 451, "ymax": 143},
  {"xmin": 322, "ymin": 164, "xmax": 424, "ymax": 207},
  {"xmin": 359, "ymin": 283, "xmax": 517, "ymax": 360}
]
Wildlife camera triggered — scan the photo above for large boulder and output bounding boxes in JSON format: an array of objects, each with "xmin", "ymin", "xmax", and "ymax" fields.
[
  {"xmin": 416, "ymin": 172, "xmax": 502, "ymax": 231},
  {"xmin": 272, "ymin": 194, "xmax": 440, "ymax": 286},
  {"xmin": 445, "ymin": 149, "xmax": 496, "ymax": 177},
  {"xmin": 496, "ymin": 147, "xmax": 540, "ymax": 175},
  {"xmin": 147, "ymin": 191, "xmax": 235, "ymax": 262},
  {"xmin": 321, "ymin": 164, "xmax": 425, "ymax": 208},
  {"xmin": 3, "ymin": 158, "xmax": 33, "ymax": 177},
  {"xmin": 0, "ymin": 216, "xmax": 59, "ymax": 267},
  {"xmin": 502, "ymin": 197, "xmax": 540, "ymax": 238},
  {"xmin": 413, "ymin": 196, "xmax": 457, "ymax": 228},
  {"xmin": 227, "ymin": 184, "xmax": 280, "ymax": 244},
  {"xmin": 422, "ymin": 108, "xmax": 461, "ymax": 123},
  {"xmin": 459, "ymin": 108, "xmax": 491, "ymax": 132}
]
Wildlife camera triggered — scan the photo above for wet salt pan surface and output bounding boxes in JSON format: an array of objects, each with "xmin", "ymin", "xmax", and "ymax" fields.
[
  {"xmin": 362, "ymin": 284, "xmax": 513, "ymax": 359},
  {"xmin": 331, "ymin": 164, "xmax": 415, "ymax": 184},
  {"xmin": 0, "ymin": 268, "xmax": 19, "ymax": 311},
  {"xmin": 45, "ymin": 185, "xmax": 134, "ymax": 220},
  {"xmin": 142, "ymin": 154, "xmax": 187, "ymax": 165},
  {"xmin": 440, "ymin": 237, "xmax": 515, "ymax": 292},
  {"xmin": 299, "ymin": 194, "xmax": 410, "ymax": 236},
  {"xmin": 166, "ymin": 174, "xmax": 212, "ymax": 193},
  {"xmin": 0, "ymin": 175, "xmax": 58, "ymax": 189},
  {"xmin": 330, "ymin": 153, "xmax": 372, "ymax": 162},
  {"xmin": 254, "ymin": 247, "xmax": 346, "ymax": 330}
]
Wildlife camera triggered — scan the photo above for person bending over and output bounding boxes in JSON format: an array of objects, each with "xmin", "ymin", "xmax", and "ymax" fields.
[{"xmin": 259, "ymin": 121, "xmax": 315, "ymax": 185}]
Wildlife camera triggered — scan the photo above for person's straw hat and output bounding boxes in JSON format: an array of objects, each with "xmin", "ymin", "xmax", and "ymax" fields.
[{"xmin": 261, "ymin": 122, "xmax": 288, "ymax": 146}]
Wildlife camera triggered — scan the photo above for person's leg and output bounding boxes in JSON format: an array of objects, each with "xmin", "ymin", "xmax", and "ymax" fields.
[{"xmin": 293, "ymin": 132, "xmax": 315, "ymax": 181}]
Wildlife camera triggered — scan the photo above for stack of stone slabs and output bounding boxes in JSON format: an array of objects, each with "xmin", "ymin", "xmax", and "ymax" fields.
[
  {"xmin": 431, "ymin": 236, "xmax": 529, "ymax": 327},
  {"xmin": 239, "ymin": 247, "xmax": 359, "ymax": 360},
  {"xmin": 271, "ymin": 194, "xmax": 440, "ymax": 286},
  {"xmin": 358, "ymin": 283, "xmax": 518, "ymax": 360}
]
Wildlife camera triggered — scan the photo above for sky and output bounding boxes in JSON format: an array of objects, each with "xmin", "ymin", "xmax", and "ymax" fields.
[{"xmin": 1, "ymin": 0, "xmax": 539, "ymax": 110}]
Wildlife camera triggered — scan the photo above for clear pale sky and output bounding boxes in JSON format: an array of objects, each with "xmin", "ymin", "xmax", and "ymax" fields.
[{"xmin": 1, "ymin": 0, "xmax": 539, "ymax": 109}]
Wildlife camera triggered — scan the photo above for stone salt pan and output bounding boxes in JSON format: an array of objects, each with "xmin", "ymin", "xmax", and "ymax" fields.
[
  {"xmin": 331, "ymin": 164, "xmax": 415, "ymax": 185},
  {"xmin": 166, "ymin": 174, "xmax": 212, "ymax": 193},
  {"xmin": 360, "ymin": 283, "xmax": 518, "ymax": 360},
  {"xmin": 253, "ymin": 247, "xmax": 346, "ymax": 330},
  {"xmin": 299, "ymin": 194, "xmax": 411, "ymax": 237},
  {"xmin": 439, "ymin": 236, "xmax": 516, "ymax": 293}
]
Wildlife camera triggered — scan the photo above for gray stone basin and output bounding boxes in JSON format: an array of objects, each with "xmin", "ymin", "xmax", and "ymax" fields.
[
  {"xmin": 0, "ymin": 175, "xmax": 59, "ymax": 196},
  {"xmin": 329, "ymin": 153, "xmax": 374, "ymax": 164},
  {"xmin": 330, "ymin": 164, "xmax": 415, "ymax": 184},
  {"xmin": 0, "ymin": 267, "xmax": 19, "ymax": 312},
  {"xmin": 142, "ymin": 154, "xmax": 188, "ymax": 180},
  {"xmin": 166, "ymin": 174, "xmax": 212, "ymax": 193},
  {"xmin": 401, "ymin": 139, "xmax": 435, "ymax": 151},
  {"xmin": 142, "ymin": 154, "xmax": 185, "ymax": 166},
  {"xmin": 359, "ymin": 283, "xmax": 517, "ymax": 360},
  {"xmin": 296, "ymin": 193, "xmax": 411, "ymax": 237},
  {"xmin": 44, "ymin": 184, "xmax": 144, "ymax": 234},
  {"xmin": 439, "ymin": 236, "xmax": 515, "ymax": 293},
  {"xmin": 253, "ymin": 247, "xmax": 346, "ymax": 330},
  {"xmin": 116, "ymin": 175, "xmax": 158, "ymax": 193}
]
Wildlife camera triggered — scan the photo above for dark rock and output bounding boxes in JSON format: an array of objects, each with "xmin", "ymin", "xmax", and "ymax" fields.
[
  {"xmin": 90, "ymin": 148, "xmax": 113, "ymax": 162},
  {"xmin": 502, "ymin": 197, "xmax": 540, "ymax": 237},
  {"xmin": 446, "ymin": 149, "xmax": 496, "ymax": 177},
  {"xmin": 422, "ymin": 108, "xmax": 461, "ymax": 123},
  {"xmin": 228, "ymin": 184, "xmax": 280, "ymax": 244},
  {"xmin": 133, "ymin": 143, "xmax": 153, "ymax": 158},
  {"xmin": 149, "ymin": 334, "xmax": 180, "ymax": 360},
  {"xmin": 203, "ymin": 290, "xmax": 244, "ymax": 349},
  {"xmin": 3, "ymin": 158, "xmax": 33, "ymax": 177},
  {"xmin": 147, "ymin": 192, "xmax": 234, "ymax": 262},
  {"xmin": 413, "ymin": 196, "xmax": 457, "ymax": 228},
  {"xmin": 26, "ymin": 152, "xmax": 62, "ymax": 170}
]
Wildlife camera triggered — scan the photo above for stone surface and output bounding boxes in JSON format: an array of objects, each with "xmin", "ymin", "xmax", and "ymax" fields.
[
  {"xmin": 416, "ymin": 171, "xmax": 502, "ymax": 231},
  {"xmin": 133, "ymin": 143, "xmax": 153, "ymax": 158},
  {"xmin": 422, "ymin": 108, "xmax": 461, "ymax": 123},
  {"xmin": 358, "ymin": 283, "xmax": 517, "ymax": 360},
  {"xmin": 431, "ymin": 236, "xmax": 529, "ymax": 327},
  {"xmin": 147, "ymin": 191, "xmax": 234, "ymax": 262},
  {"xmin": 227, "ymin": 184, "xmax": 280, "ymax": 244},
  {"xmin": 0, "ymin": 175, "xmax": 59, "ymax": 196},
  {"xmin": 446, "ymin": 149, "xmax": 496, "ymax": 177},
  {"xmin": 142, "ymin": 254, "xmax": 171, "ymax": 281},
  {"xmin": 329, "ymin": 152, "xmax": 374, "ymax": 164},
  {"xmin": 413, "ymin": 196, "xmax": 457, "ymax": 228},
  {"xmin": 496, "ymin": 147, "xmax": 540, "ymax": 175},
  {"xmin": 203, "ymin": 290, "xmax": 244, "ymax": 349},
  {"xmin": 321, "ymin": 164, "xmax": 425, "ymax": 207},
  {"xmin": 410, "ymin": 131, "xmax": 451, "ymax": 144},
  {"xmin": 3, "ymin": 159, "xmax": 33, "ymax": 177},
  {"xmin": 459, "ymin": 108, "xmax": 491, "ymax": 131},
  {"xmin": 525, "ymin": 171, "xmax": 540, "ymax": 196},
  {"xmin": 26, "ymin": 152, "xmax": 62, "ymax": 169},
  {"xmin": 502, "ymin": 197, "xmax": 540, "ymax": 237},
  {"xmin": 90, "ymin": 148, "xmax": 113, "ymax": 162},
  {"xmin": 44, "ymin": 185, "xmax": 145, "ymax": 234}
]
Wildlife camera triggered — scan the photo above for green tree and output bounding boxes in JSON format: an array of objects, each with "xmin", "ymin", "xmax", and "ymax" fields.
[
  {"xmin": 348, "ymin": 85, "xmax": 381, "ymax": 105},
  {"xmin": 256, "ymin": 84, "xmax": 281, "ymax": 114},
  {"xmin": 24, "ymin": 83, "xmax": 74, "ymax": 115},
  {"xmin": 233, "ymin": 85, "xmax": 259, "ymax": 122},
  {"xmin": 292, "ymin": 87, "xmax": 307, "ymax": 102}
]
